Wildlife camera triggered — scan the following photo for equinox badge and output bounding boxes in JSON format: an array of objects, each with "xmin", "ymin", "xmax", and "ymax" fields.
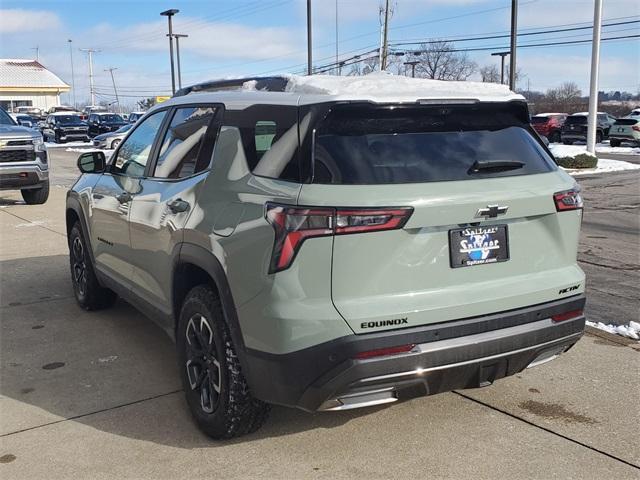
[{"xmin": 476, "ymin": 205, "xmax": 508, "ymax": 219}]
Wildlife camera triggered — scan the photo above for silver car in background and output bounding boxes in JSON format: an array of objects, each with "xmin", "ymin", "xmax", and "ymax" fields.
[{"xmin": 92, "ymin": 123, "xmax": 133, "ymax": 149}]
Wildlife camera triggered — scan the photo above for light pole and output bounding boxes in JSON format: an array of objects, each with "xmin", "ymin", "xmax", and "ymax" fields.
[
  {"xmin": 509, "ymin": 0, "xmax": 518, "ymax": 90},
  {"xmin": 105, "ymin": 67, "xmax": 120, "ymax": 113},
  {"xmin": 171, "ymin": 33, "xmax": 188, "ymax": 90},
  {"xmin": 307, "ymin": 0, "xmax": 312, "ymax": 75},
  {"xmin": 80, "ymin": 48, "xmax": 99, "ymax": 105},
  {"xmin": 404, "ymin": 60, "xmax": 419, "ymax": 78},
  {"xmin": 491, "ymin": 51, "xmax": 509, "ymax": 84},
  {"xmin": 587, "ymin": 0, "xmax": 603, "ymax": 153},
  {"xmin": 160, "ymin": 9, "xmax": 179, "ymax": 94},
  {"xmin": 68, "ymin": 39, "xmax": 76, "ymax": 107}
]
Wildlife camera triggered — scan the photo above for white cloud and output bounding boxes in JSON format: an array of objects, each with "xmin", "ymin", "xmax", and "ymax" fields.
[
  {"xmin": 517, "ymin": 0, "xmax": 640, "ymax": 29},
  {"xmin": 0, "ymin": 9, "xmax": 62, "ymax": 33}
]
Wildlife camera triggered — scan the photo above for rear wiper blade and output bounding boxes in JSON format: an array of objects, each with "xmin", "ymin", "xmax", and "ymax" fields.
[{"xmin": 468, "ymin": 160, "xmax": 525, "ymax": 174}]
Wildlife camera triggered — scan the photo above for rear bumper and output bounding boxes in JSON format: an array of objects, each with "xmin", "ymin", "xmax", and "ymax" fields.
[{"xmin": 242, "ymin": 295, "xmax": 585, "ymax": 411}]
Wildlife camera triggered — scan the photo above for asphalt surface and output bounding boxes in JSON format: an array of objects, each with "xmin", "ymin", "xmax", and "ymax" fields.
[{"xmin": 0, "ymin": 146, "xmax": 638, "ymax": 479}]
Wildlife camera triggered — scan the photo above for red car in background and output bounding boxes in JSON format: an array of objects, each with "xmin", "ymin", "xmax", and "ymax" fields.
[{"xmin": 531, "ymin": 113, "xmax": 568, "ymax": 143}]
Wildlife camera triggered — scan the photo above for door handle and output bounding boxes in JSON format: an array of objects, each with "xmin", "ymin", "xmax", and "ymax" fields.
[
  {"xmin": 168, "ymin": 198, "xmax": 190, "ymax": 214},
  {"xmin": 116, "ymin": 192, "xmax": 132, "ymax": 204}
]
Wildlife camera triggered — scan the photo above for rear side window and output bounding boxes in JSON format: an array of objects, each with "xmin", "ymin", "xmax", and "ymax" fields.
[
  {"xmin": 312, "ymin": 104, "xmax": 556, "ymax": 185},
  {"xmin": 221, "ymin": 105, "xmax": 299, "ymax": 182},
  {"xmin": 531, "ymin": 116, "xmax": 548, "ymax": 124},
  {"xmin": 153, "ymin": 106, "xmax": 218, "ymax": 179}
]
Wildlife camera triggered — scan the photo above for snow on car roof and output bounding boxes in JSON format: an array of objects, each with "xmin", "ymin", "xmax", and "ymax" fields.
[{"xmin": 281, "ymin": 72, "xmax": 524, "ymax": 103}]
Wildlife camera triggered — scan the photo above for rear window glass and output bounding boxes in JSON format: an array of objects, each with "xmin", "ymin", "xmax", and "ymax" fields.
[
  {"xmin": 614, "ymin": 118, "xmax": 638, "ymax": 126},
  {"xmin": 531, "ymin": 116, "xmax": 548, "ymax": 124},
  {"xmin": 565, "ymin": 116, "xmax": 587, "ymax": 125},
  {"xmin": 312, "ymin": 104, "xmax": 556, "ymax": 185}
]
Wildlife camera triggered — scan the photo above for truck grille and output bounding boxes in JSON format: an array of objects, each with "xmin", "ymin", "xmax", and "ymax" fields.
[{"xmin": 0, "ymin": 150, "xmax": 36, "ymax": 163}]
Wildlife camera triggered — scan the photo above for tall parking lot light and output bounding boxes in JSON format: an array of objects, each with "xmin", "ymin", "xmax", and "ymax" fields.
[
  {"xmin": 509, "ymin": 0, "xmax": 518, "ymax": 90},
  {"xmin": 161, "ymin": 9, "xmax": 179, "ymax": 94},
  {"xmin": 587, "ymin": 0, "xmax": 603, "ymax": 154},
  {"xmin": 172, "ymin": 33, "xmax": 188, "ymax": 90}
]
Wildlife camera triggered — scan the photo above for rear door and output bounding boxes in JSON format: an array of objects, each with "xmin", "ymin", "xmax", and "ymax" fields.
[
  {"xmin": 298, "ymin": 102, "xmax": 585, "ymax": 333},
  {"xmin": 128, "ymin": 104, "xmax": 222, "ymax": 322}
]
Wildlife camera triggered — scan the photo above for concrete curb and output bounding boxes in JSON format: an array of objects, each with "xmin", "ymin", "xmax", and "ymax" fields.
[{"xmin": 585, "ymin": 325, "xmax": 640, "ymax": 350}]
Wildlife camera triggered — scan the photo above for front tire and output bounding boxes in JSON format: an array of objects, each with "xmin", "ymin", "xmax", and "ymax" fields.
[
  {"xmin": 609, "ymin": 138, "xmax": 621, "ymax": 148},
  {"xmin": 21, "ymin": 180, "xmax": 49, "ymax": 205},
  {"xmin": 110, "ymin": 138, "xmax": 121, "ymax": 149},
  {"xmin": 177, "ymin": 285, "xmax": 270, "ymax": 439},
  {"xmin": 562, "ymin": 139, "xmax": 573, "ymax": 145},
  {"xmin": 549, "ymin": 131, "xmax": 561, "ymax": 143},
  {"xmin": 68, "ymin": 222, "xmax": 117, "ymax": 310}
]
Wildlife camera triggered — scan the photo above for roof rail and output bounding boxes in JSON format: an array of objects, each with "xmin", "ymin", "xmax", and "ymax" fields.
[{"xmin": 173, "ymin": 76, "xmax": 289, "ymax": 97}]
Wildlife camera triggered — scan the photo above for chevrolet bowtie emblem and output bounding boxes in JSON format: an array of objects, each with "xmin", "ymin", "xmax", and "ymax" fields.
[{"xmin": 476, "ymin": 205, "xmax": 508, "ymax": 218}]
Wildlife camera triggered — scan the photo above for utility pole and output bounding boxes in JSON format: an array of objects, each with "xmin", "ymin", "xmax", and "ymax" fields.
[
  {"xmin": 509, "ymin": 0, "xmax": 518, "ymax": 90},
  {"xmin": 170, "ymin": 34, "xmax": 188, "ymax": 90},
  {"xmin": 404, "ymin": 60, "xmax": 419, "ymax": 78},
  {"xmin": 105, "ymin": 67, "xmax": 120, "ymax": 113},
  {"xmin": 491, "ymin": 51, "xmax": 510, "ymax": 85},
  {"xmin": 80, "ymin": 48, "xmax": 99, "ymax": 105},
  {"xmin": 68, "ymin": 40, "xmax": 76, "ymax": 108},
  {"xmin": 161, "ymin": 9, "xmax": 179, "ymax": 94},
  {"xmin": 307, "ymin": 0, "xmax": 312, "ymax": 75},
  {"xmin": 335, "ymin": 0, "xmax": 339, "ymax": 75},
  {"xmin": 31, "ymin": 46, "xmax": 40, "ymax": 61},
  {"xmin": 587, "ymin": 0, "xmax": 603, "ymax": 154},
  {"xmin": 380, "ymin": 0, "xmax": 390, "ymax": 70}
]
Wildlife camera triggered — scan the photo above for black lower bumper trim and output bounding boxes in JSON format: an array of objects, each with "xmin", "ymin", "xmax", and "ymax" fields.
[{"xmin": 241, "ymin": 295, "xmax": 586, "ymax": 411}]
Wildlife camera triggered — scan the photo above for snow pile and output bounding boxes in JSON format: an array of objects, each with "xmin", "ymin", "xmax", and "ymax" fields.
[
  {"xmin": 565, "ymin": 158, "xmax": 640, "ymax": 176},
  {"xmin": 587, "ymin": 320, "xmax": 640, "ymax": 340},
  {"xmin": 278, "ymin": 72, "xmax": 523, "ymax": 101},
  {"xmin": 549, "ymin": 143, "xmax": 640, "ymax": 157},
  {"xmin": 595, "ymin": 144, "xmax": 640, "ymax": 155},
  {"xmin": 45, "ymin": 141, "xmax": 90, "ymax": 149}
]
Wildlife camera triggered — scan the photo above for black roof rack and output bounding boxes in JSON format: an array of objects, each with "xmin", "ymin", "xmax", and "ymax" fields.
[{"xmin": 173, "ymin": 76, "xmax": 289, "ymax": 97}]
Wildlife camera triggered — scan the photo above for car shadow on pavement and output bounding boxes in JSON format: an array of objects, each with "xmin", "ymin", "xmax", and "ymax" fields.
[{"xmin": 1, "ymin": 254, "xmax": 387, "ymax": 448}]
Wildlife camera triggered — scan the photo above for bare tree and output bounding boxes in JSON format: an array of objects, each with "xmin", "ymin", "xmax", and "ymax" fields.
[
  {"xmin": 413, "ymin": 41, "xmax": 476, "ymax": 80},
  {"xmin": 479, "ymin": 64, "xmax": 501, "ymax": 83}
]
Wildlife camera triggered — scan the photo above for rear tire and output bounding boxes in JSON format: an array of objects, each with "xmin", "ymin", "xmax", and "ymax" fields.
[
  {"xmin": 68, "ymin": 222, "xmax": 117, "ymax": 310},
  {"xmin": 21, "ymin": 180, "xmax": 49, "ymax": 205},
  {"xmin": 562, "ymin": 140, "xmax": 573, "ymax": 145},
  {"xmin": 110, "ymin": 138, "xmax": 121, "ymax": 149},
  {"xmin": 596, "ymin": 131, "xmax": 603, "ymax": 144},
  {"xmin": 549, "ymin": 131, "xmax": 561, "ymax": 143},
  {"xmin": 609, "ymin": 138, "xmax": 621, "ymax": 148},
  {"xmin": 177, "ymin": 285, "xmax": 270, "ymax": 439}
]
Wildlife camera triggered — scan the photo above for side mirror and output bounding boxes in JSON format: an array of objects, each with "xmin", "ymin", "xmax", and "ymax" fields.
[
  {"xmin": 541, "ymin": 135, "xmax": 550, "ymax": 146},
  {"xmin": 77, "ymin": 151, "xmax": 106, "ymax": 174}
]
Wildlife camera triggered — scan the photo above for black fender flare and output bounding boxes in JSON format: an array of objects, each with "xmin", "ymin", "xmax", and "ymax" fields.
[{"xmin": 65, "ymin": 193, "xmax": 96, "ymax": 265}]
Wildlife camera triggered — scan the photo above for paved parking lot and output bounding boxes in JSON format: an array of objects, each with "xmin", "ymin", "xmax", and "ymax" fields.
[{"xmin": 1, "ymin": 149, "xmax": 639, "ymax": 479}]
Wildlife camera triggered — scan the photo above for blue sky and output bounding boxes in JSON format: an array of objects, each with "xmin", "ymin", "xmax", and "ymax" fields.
[{"xmin": 1, "ymin": 0, "xmax": 638, "ymax": 107}]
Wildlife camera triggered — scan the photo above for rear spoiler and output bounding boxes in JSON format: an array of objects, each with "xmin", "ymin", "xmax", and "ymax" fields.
[{"xmin": 174, "ymin": 76, "xmax": 289, "ymax": 97}]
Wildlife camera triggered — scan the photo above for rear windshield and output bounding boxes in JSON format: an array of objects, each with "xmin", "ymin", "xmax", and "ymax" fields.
[
  {"xmin": 312, "ymin": 104, "xmax": 555, "ymax": 184},
  {"xmin": 99, "ymin": 114, "xmax": 124, "ymax": 122},
  {"xmin": 614, "ymin": 118, "xmax": 639, "ymax": 126},
  {"xmin": 55, "ymin": 115, "xmax": 81, "ymax": 124},
  {"xmin": 531, "ymin": 116, "xmax": 549, "ymax": 124},
  {"xmin": 565, "ymin": 116, "xmax": 587, "ymax": 125}
]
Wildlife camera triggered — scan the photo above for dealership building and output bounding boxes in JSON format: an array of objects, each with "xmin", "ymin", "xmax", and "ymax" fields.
[{"xmin": 0, "ymin": 58, "xmax": 70, "ymax": 112}]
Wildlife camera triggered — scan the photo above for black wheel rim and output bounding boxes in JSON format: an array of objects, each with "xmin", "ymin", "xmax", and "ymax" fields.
[
  {"xmin": 185, "ymin": 314, "xmax": 221, "ymax": 414},
  {"xmin": 71, "ymin": 237, "xmax": 87, "ymax": 297}
]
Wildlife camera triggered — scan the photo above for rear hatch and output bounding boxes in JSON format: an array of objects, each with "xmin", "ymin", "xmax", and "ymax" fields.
[
  {"xmin": 563, "ymin": 115, "xmax": 587, "ymax": 135},
  {"xmin": 298, "ymin": 102, "xmax": 585, "ymax": 333},
  {"xmin": 531, "ymin": 115, "xmax": 549, "ymax": 134},
  {"xmin": 611, "ymin": 118, "xmax": 639, "ymax": 138}
]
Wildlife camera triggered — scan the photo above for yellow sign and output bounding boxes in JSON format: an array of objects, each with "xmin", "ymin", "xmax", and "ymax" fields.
[{"xmin": 155, "ymin": 96, "xmax": 170, "ymax": 103}]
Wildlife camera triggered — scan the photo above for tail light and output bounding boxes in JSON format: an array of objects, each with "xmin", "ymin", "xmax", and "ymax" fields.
[
  {"xmin": 552, "ymin": 309, "xmax": 583, "ymax": 322},
  {"xmin": 265, "ymin": 203, "xmax": 413, "ymax": 273},
  {"xmin": 632, "ymin": 125, "xmax": 640, "ymax": 132},
  {"xmin": 554, "ymin": 188, "xmax": 583, "ymax": 212}
]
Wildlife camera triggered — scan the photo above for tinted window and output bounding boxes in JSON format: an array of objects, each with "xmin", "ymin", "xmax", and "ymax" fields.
[
  {"xmin": 55, "ymin": 115, "xmax": 81, "ymax": 124},
  {"xmin": 312, "ymin": 104, "xmax": 555, "ymax": 185},
  {"xmin": 565, "ymin": 116, "xmax": 587, "ymax": 125},
  {"xmin": 0, "ymin": 109, "xmax": 14, "ymax": 125},
  {"xmin": 112, "ymin": 110, "xmax": 166, "ymax": 177},
  {"xmin": 531, "ymin": 116, "xmax": 548, "ymax": 124},
  {"xmin": 153, "ymin": 106, "xmax": 217, "ymax": 179},
  {"xmin": 99, "ymin": 114, "xmax": 124, "ymax": 123},
  {"xmin": 221, "ymin": 105, "xmax": 299, "ymax": 182}
]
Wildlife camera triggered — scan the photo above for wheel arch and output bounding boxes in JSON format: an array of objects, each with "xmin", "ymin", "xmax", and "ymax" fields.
[{"xmin": 65, "ymin": 195, "xmax": 95, "ymax": 265}]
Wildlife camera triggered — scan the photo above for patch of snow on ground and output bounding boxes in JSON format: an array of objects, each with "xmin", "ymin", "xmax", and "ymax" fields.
[
  {"xmin": 549, "ymin": 142, "xmax": 640, "ymax": 157},
  {"xmin": 595, "ymin": 145, "xmax": 640, "ymax": 155},
  {"xmin": 45, "ymin": 141, "xmax": 91, "ymax": 149},
  {"xmin": 277, "ymin": 72, "xmax": 524, "ymax": 101},
  {"xmin": 564, "ymin": 158, "xmax": 640, "ymax": 176},
  {"xmin": 587, "ymin": 320, "xmax": 640, "ymax": 340}
]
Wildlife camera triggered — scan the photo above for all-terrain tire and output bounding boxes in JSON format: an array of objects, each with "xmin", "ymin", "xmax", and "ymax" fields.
[
  {"xmin": 177, "ymin": 285, "xmax": 270, "ymax": 439},
  {"xmin": 68, "ymin": 222, "xmax": 117, "ymax": 310},
  {"xmin": 21, "ymin": 181, "xmax": 49, "ymax": 205}
]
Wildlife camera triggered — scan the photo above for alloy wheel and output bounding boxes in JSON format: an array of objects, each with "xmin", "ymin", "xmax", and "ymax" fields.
[
  {"xmin": 71, "ymin": 237, "xmax": 87, "ymax": 297},
  {"xmin": 185, "ymin": 314, "xmax": 221, "ymax": 414}
]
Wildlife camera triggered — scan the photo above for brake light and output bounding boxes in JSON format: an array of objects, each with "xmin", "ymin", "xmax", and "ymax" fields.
[
  {"xmin": 354, "ymin": 343, "xmax": 416, "ymax": 360},
  {"xmin": 552, "ymin": 309, "xmax": 583, "ymax": 322},
  {"xmin": 265, "ymin": 203, "xmax": 413, "ymax": 272},
  {"xmin": 632, "ymin": 125, "xmax": 640, "ymax": 132},
  {"xmin": 554, "ymin": 188, "xmax": 583, "ymax": 211}
]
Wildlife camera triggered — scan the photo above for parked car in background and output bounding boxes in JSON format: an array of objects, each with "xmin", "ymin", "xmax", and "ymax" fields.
[
  {"xmin": 87, "ymin": 112, "xmax": 127, "ymax": 138},
  {"xmin": 127, "ymin": 111, "xmax": 145, "ymax": 124},
  {"xmin": 48, "ymin": 105, "xmax": 78, "ymax": 115},
  {"xmin": 625, "ymin": 108, "xmax": 640, "ymax": 119},
  {"xmin": 561, "ymin": 112, "xmax": 616, "ymax": 144},
  {"xmin": 92, "ymin": 123, "xmax": 132, "ymax": 149},
  {"xmin": 66, "ymin": 75, "xmax": 586, "ymax": 439},
  {"xmin": 10, "ymin": 114, "xmax": 37, "ymax": 128},
  {"xmin": 609, "ymin": 118, "xmax": 640, "ymax": 147},
  {"xmin": 0, "ymin": 107, "xmax": 49, "ymax": 204},
  {"xmin": 14, "ymin": 106, "xmax": 44, "ymax": 120},
  {"xmin": 42, "ymin": 113, "xmax": 90, "ymax": 143},
  {"xmin": 531, "ymin": 113, "xmax": 567, "ymax": 143},
  {"xmin": 80, "ymin": 105, "xmax": 108, "ymax": 121}
]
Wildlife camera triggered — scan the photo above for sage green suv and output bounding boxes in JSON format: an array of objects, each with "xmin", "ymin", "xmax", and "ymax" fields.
[{"xmin": 66, "ymin": 75, "xmax": 586, "ymax": 439}]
